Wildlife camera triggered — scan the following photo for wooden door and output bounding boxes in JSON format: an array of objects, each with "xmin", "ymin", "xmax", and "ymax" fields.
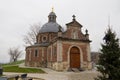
[{"xmin": 70, "ymin": 47, "xmax": 80, "ymax": 68}]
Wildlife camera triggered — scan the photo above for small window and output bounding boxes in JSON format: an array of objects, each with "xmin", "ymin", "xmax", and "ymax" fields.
[
  {"xmin": 35, "ymin": 49, "xmax": 38, "ymax": 57},
  {"xmin": 42, "ymin": 36, "xmax": 47, "ymax": 42}
]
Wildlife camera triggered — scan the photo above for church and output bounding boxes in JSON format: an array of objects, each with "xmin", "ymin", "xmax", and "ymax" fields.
[{"xmin": 25, "ymin": 10, "xmax": 92, "ymax": 71}]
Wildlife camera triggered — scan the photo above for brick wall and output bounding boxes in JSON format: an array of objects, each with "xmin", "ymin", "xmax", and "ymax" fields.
[
  {"xmin": 25, "ymin": 47, "xmax": 47, "ymax": 67},
  {"xmin": 37, "ymin": 32, "xmax": 57, "ymax": 44}
]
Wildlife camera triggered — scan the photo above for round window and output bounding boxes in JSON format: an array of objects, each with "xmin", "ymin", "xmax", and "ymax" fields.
[{"xmin": 42, "ymin": 36, "xmax": 47, "ymax": 42}]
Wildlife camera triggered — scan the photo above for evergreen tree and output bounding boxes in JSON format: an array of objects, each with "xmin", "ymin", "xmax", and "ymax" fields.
[{"xmin": 96, "ymin": 28, "xmax": 120, "ymax": 80}]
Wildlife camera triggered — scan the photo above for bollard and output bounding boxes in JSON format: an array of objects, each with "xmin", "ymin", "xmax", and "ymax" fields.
[
  {"xmin": 15, "ymin": 75, "xmax": 19, "ymax": 80},
  {"xmin": 21, "ymin": 73, "xmax": 27, "ymax": 80},
  {"xmin": 0, "ymin": 67, "xmax": 3, "ymax": 75},
  {"xmin": 28, "ymin": 78, "xmax": 33, "ymax": 80}
]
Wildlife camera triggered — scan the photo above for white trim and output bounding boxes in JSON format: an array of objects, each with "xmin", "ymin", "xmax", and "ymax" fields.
[
  {"xmin": 50, "ymin": 46, "xmax": 53, "ymax": 62},
  {"xmin": 87, "ymin": 43, "xmax": 92, "ymax": 69},
  {"xmin": 57, "ymin": 40, "xmax": 62, "ymax": 62},
  {"xmin": 57, "ymin": 41, "xmax": 59, "ymax": 62},
  {"xmin": 67, "ymin": 45, "xmax": 83, "ymax": 68},
  {"xmin": 42, "ymin": 48, "xmax": 44, "ymax": 61},
  {"xmin": 59, "ymin": 41, "xmax": 62, "ymax": 61},
  {"xmin": 47, "ymin": 47, "xmax": 49, "ymax": 62},
  {"xmin": 42, "ymin": 48, "xmax": 44, "ymax": 57},
  {"xmin": 87, "ymin": 44, "xmax": 91, "ymax": 61},
  {"xmin": 29, "ymin": 50, "xmax": 31, "ymax": 61}
]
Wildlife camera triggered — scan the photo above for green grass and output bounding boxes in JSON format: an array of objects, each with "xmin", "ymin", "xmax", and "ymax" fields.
[
  {"xmin": 2, "ymin": 60, "xmax": 25, "ymax": 67},
  {"xmin": 2, "ymin": 60, "xmax": 45, "ymax": 73},
  {"xmin": 3, "ymin": 65, "xmax": 45, "ymax": 73}
]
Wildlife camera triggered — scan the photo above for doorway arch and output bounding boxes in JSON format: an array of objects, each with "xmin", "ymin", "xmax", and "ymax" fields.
[{"xmin": 70, "ymin": 46, "xmax": 80, "ymax": 68}]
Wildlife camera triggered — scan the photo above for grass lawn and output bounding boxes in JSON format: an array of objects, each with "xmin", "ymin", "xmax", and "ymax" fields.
[
  {"xmin": 3, "ymin": 65, "xmax": 45, "ymax": 73},
  {"xmin": 2, "ymin": 60, "xmax": 25, "ymax": 67},
  {"xmin": 2, "ymin": 60, "xmax": 45, "ymax": 73}
]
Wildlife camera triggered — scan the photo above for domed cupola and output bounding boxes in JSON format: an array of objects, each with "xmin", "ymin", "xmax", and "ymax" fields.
[
  {"xmin": 39, "ymin": 9, "xmax": 63, "ymax": 33},
  {"xmin": 48, "ymin": 11, "xmax": 56, "ymax": 22}
]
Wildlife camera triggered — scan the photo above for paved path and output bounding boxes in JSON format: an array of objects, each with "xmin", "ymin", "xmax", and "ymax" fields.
[{"xmin": 4, "ymin": 68, "xmax": 99, "ymax": 80}]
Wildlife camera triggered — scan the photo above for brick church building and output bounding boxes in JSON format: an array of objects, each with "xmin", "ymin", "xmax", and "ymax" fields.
[{"xmin": 25, "ymin": 10, "xmax": 92, "ymax": 71}]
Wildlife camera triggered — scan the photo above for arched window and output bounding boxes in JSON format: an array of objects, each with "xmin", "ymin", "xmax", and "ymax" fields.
[{"xmin": 34, "ymin": 49, "xmax": 38, "ymax": 57}]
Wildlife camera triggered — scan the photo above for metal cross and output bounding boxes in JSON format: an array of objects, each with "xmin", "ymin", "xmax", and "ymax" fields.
[{"xmin": 72, "ymin": 15, "xmax": 76, "ymax": 20}]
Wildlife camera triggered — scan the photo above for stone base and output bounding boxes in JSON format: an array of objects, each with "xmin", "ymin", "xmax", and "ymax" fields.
[
  {"xmin": 81, "ymin": 61, "xmax": 92, "ymax": 70},
  {"xmin": 47, "ymin": 61, "xmax": 68, "ymax": 71},
  {"xmin": 54, "ymin": 62, "xmax": 63, "ymax": 71},
  {"xmin": 26, "ymin": 61, "xmax": 92, "ymax": 71}
]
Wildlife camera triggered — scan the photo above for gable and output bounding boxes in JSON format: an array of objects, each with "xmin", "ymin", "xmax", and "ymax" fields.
[{"xmin": 66, "ymin": 20, "xmax": 83, "ymax": 28}]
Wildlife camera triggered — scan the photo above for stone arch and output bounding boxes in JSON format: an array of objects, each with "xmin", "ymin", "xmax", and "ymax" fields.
[{"xmin": 67, "ymin": 45, "xmax": 83, "ymax": 69}]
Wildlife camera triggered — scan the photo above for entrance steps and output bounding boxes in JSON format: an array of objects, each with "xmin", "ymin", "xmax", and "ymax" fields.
[
  {"xmin": 67, "ymin": 68, "xmax": 85, "ymax": 72},
  {"xmin": 71, "ymin": 68, "xmax": 80, "ymax": 72}
]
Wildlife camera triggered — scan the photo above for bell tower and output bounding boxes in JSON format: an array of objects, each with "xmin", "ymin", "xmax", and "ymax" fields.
[{"xmin": 48, "ymin": 8, "xmax": 57, "ymax": 22}]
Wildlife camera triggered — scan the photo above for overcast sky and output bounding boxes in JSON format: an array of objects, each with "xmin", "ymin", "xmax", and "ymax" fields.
[{"xmin": 0, "ymin": 0, "xmax": 120, "ymax": 63}]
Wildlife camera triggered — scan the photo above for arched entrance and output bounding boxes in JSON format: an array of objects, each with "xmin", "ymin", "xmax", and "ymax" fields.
[{"xmin": 70, "ymin": 46, "xmax": 80, "ymax": 68}]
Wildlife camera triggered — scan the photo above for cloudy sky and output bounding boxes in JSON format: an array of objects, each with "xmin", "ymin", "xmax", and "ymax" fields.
[{"xmin": 0, "ymin": 0, "xmax": 120, "ymax": 63}]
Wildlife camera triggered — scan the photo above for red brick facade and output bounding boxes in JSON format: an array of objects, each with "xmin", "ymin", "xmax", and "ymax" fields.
[{"xmin": 25, "ymin": 12, "xmax": 92, "ymax": 71}]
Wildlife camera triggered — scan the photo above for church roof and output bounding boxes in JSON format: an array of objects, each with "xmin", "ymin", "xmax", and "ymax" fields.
[
  {"xmin": 48, "ymin": 12, "xmax": 56, "ymax": 16},
  {"xmin": 26, "ymin": 43, "xmax": 50, "ymax": 48},
  {"xmin": 39, "ymin": 11, "xmax": 64, "ymax": 33},
  {"xmin": 66, "ymin": 15, "xmax": 83, "ymax": 27},
  {"xmin": 66, "ymin": 20, "xmax": 83, "ymax": 27},
  {"xmin": 39, "ymin": 22, "xmax": 63, "ymax": 33}
]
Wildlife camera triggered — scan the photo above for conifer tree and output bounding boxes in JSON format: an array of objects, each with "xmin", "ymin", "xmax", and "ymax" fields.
[{"xmin": 96, "ymin": 28, "xmax": 120, "ymax": 80}]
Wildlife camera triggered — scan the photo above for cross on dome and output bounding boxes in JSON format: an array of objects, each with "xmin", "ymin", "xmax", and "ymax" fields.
[
  {"xmin": 72, "ymin": 15, "xmax": 76, "ymax": 21},
  {"xmin": 52, "ymin": 7, "xmax": 54, "ymax": 12}
]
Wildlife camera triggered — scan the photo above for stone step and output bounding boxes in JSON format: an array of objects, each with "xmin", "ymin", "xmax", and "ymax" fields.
[{"xmin": 71, "ymin": 68, "xmax": 80, "ymax": 72}]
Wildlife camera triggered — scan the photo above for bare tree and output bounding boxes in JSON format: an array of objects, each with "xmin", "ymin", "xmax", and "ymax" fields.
[
  {"xmin": 8, "ymin": 47, "xmax": 22, "ymax": 62},
  {"xmin": 24, "ymin": 23, "xmax": 41, "ymax": 46}
]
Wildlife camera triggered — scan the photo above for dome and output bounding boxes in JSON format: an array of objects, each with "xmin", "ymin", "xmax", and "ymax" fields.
[
  {"xmin": 39, "ymin": 11, "xmax": 64, "ymax": 33},
  {"xmin": 49, "ymin": 12, "xmax": 56, "ymax": 16},
  {"xmin": 39, "ymin": 22, "xmax": 63, "ymax": 33}
]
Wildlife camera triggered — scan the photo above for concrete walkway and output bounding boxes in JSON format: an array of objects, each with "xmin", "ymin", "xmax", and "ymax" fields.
[{"xmin": 4, "ymin": 68, "xmax": 99, "ymax": 80}]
